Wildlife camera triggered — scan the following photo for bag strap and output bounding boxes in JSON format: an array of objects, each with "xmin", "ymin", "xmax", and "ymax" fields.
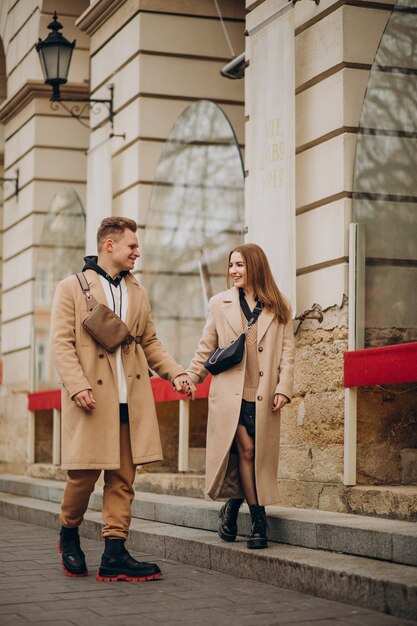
[
  {"xmin": 239, "ymin": 289, "xmax": 263, "ymax": 331},
  {"xmin": 75, "ymin": 272, "xmax": 99, "ymax": 309},
  {"xmin": 247, "ymin": 302, "xmax": 263, "ymax": 330},
  {"xmin": 76, "ymin": 272, "xmax": 90, "ymax": 292}
]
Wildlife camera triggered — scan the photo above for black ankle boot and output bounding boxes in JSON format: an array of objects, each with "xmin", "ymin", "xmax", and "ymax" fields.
[
  {"xmin": 58, "ymin": 526, "xmax": 88, "ymax": 577},
  {"xmin": 247, "ymin": 504, "xmax": 268, "ymax": 549},
  {"xmin": 218, "ymin": 498, "xmax": 244, "ymax": 542},
  {"xmin": 96, "ymin": 538, "xmax": 162, "ymax": 582}
]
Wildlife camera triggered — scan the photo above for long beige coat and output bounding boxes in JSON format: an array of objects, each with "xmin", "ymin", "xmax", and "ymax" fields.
[
  {"xmin": 50, "ymin": 270, "xmax": 184, "ymax": 470},
  {"xmin": 188, "ymin": 287, "xmax": 295, "ymax": 505}
]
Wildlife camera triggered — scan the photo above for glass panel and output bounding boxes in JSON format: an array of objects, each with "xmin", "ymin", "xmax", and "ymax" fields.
[
  {"xmin": 352, "ymin": 0, "xmax": 417, "ymax": 348},
  {"xmin": 41, "ymin": 46, "xmax": 59, "ymax": 81},
  {"xmin": 57, "ymin": 46, "xmax": 73, "ymax": 82},
  {"xmin": 143, "ymin": 100, "xmax": 245, "ymax": 365},
  {"xmin": 34, "ymin": 188, "xmax": 86, "ymax": 389}
]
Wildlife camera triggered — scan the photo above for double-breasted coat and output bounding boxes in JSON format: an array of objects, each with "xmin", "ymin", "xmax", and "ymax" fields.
[
  {"xmin": 50, "ymin": 269, "xmax": 184, "ymax": 470},
  {"xmin": 187, "ymin": 287, "xmax": 295, "ymax": 506}
]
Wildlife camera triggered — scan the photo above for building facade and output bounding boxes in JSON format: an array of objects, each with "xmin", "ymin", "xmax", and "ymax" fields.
[{"xmin": 0, "ymin": 0, "xmax": 415, "ymax": 519}]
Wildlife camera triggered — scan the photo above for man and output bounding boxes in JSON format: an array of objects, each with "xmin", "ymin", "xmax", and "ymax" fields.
[{"xmin": 50, "ymin": 217, "xmax": 195, "ymax": 582}]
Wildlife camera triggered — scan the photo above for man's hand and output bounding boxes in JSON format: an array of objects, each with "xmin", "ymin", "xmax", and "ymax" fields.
[
  {"xmin": 172, "ymin": 374, "xmax": 196, "ymax": 400},
  {"xmin": 272, "ymin": 393, "xmax": 289, "ymax": 413},
  {"xmin": 72, "ymin": 389, "xmax": 96, "ymax": 411}
]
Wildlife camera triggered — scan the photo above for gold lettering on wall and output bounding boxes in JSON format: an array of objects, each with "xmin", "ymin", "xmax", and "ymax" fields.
[{"xmin": 258, "ymin": 116, "xmax": 285, "ymax": 195}]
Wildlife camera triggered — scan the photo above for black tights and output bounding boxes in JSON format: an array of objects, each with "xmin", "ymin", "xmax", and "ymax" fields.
[{"xmin": 235, "ymin": 424, "xmax": 258, "ymax": 505}]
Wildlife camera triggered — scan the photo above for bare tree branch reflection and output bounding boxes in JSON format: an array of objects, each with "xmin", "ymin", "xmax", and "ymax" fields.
[
  {"xmin": 34, "ymin": 189, "xmax": 86, "ymax": 388},
  {"xmin": 352, "ymin": 0, "xmax": 417, "ymax": 347},
  {"xmin": 143, "ymin": 100, "xmax": 245, "ymax": 364}
]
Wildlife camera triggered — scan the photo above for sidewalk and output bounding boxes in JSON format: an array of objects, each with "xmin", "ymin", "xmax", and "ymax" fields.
[{"xmin": 0, "ymin": 516, "xmax": 416, "ymax": 626}]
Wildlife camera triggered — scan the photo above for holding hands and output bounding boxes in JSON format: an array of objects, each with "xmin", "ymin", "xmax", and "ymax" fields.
[{"xmin": 172, "ymin": 374, "xmax": 196, "ymax": 400}]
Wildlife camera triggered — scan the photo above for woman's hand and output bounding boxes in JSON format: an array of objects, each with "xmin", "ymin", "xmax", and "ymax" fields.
[
  {"xmin": 172, "ymin": 374, "xmax": 196, "ymax": 400},
  {"xmin": 272, "ymin": 393, "xmax": 289, "ymax": 413}
]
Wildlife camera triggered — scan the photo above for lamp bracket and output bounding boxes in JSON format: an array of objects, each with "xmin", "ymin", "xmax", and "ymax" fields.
[
  {"xmin": 50, "ymin": 85, "xmax": 114, "ymax": 130},
  {"xmin": 289, "ymin": 0, "xmax": 320, "ymax": 5},
  {"xmin": 0, "ymin": 169, "xmax": 19, "ymax": 198}
]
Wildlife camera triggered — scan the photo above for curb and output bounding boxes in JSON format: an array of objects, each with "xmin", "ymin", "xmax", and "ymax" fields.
[
  {"xmin": 0, "ymin": 474, "xmax": 416, "ymax": 566},
  {"xmin": 0, "ymin": 490, "xmax": 416, "ymax": 620}
]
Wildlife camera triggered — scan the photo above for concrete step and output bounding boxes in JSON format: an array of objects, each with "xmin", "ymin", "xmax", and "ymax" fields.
[
  {"xmin": 21, "ymin": 466, "xmax": 417, "ymax": 520},
  {"xmin": 135, "ymin": 471, "xmax": 205, "ymax": 498},
  {"xmin": 138, "ymin": 473, "xmax": 417, "ymax": 522},
  {"xmin": 0, "ymin": 489, "xmax": 416, "ymax": 620},
  {"xmin": 0, "ymin": 473, "xmax": 416, "ymax": 567}
]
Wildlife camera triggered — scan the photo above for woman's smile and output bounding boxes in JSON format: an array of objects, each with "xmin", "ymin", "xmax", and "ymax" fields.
[{"xmin": 229, "ymin": 251, "xmax": 247, "ymax": 288}]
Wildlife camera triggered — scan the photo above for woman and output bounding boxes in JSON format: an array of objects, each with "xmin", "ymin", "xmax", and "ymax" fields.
[{"xmin": 186, "ymin": 243, "xmax": 295, "ymax": 549}]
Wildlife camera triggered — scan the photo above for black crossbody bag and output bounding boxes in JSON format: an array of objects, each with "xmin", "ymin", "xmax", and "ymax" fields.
[{"xmin": 204, "ymin": 293, "xmax": 263, "ymax": 376}]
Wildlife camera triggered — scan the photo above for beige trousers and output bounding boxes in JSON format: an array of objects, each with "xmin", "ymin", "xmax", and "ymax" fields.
[{"xmin": 60, "ymin": 422, "xmax": 136, "ymax": 539}]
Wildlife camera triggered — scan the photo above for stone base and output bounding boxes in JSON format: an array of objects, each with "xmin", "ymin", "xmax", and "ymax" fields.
[
  {"xmin": 346, "ymin": 485, "xmax": 417, "ymax": 522},
  {"xmin": 3, "ymin": 463, "xmax": 417, "ymax": 521},
  {"xmin": 135, "ymin": 471, "xmax": 205, "ymax": 499},
  {"xmin": 277, "ymin": 479, "xmax": 347, "ymax": 512}
]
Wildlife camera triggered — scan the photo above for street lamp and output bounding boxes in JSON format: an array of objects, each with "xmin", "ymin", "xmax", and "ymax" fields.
[
  {"xmin": 36, "ymin": 12, "xmax": 114, "ymax": 128},
  {"xmin": 0, "ymin": 170, "xmax": 19, "ymax": 198}
]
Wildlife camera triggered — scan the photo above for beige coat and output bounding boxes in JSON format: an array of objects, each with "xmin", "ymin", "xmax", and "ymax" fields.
[
  {"xmin": 50, "ymin": 270, "xmax": 184, "ymax": 470},
  {"xmin": 188, "ymin": 287, "xmax": 295, "ymax": 505}
]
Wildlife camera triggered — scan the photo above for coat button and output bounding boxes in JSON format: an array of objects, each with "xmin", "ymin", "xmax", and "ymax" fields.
[
  {"xmin": 98, "ymin": 353, "xmax": 104, "ymax": 359},
  {"xmin": 258, "ymin": 346, "xmax": 263, "ymax": 352},
  {"xmin": 136, "ymin": 374, "xmax": 141, "ymax": 379},
  {"xmin": 259, "ymin": 371, "xmax": 264, "ymax": 376},
  {"xmin": 257, "ymin": 395, "xmax": 263, "ymax": 401},
  {"xmin": 97, "ymin": 379, "xmax": 103, "ymax": 385}
]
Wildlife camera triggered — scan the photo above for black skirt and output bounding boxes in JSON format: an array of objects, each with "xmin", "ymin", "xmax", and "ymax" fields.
[{"xmin": 238, "ymin": 399, "xmax": 256, "ymax": 438}]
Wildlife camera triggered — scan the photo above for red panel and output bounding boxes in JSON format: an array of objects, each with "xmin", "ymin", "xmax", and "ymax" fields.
[
  {"xmin": 344, "ymin": 342, "xmax": 417, "ymax": 388},
  {"xmin": 28, "ymin": 389, "xmax": 61, "ymax": 411},
  {"xmin": 28, "ymin": 376, "xmax": 211, "ymax": 410},
  {"xmin": 150, "ymin": 375, "xmax": 211, "ymax": 402}
]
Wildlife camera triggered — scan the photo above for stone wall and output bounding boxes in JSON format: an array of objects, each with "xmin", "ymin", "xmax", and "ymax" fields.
[
  {"xmin": 357, "ymin": 385, "xmax": 417, "ymax": 485},
  {"xmin": 0, "ymin": 0, "xmax": 90, "ymax": 475},
  {"xmin": 278, "ymin": 299, "xmax": 348, "ymax": 512}
]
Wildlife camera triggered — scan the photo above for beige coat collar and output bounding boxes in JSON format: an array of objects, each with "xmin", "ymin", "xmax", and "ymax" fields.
[{"xmin": 221, "ymin": 286, "xmax": 275, "ymax": 343}]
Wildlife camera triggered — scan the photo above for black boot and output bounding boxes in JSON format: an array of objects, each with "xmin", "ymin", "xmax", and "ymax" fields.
[
  {"xmin": 96, "ymin": 538, "xmax": 162, "ymax": 582},
  {"xmin": 218, "ymin": 498, "xmax": 244, "ymax": 542},
  {"xmin": 58, "ymin": 526, "xmax": 88, "ymax": 577},
  {"xmin": 247, "ymin": 504, "xmax": 268, "ymax": 549}
]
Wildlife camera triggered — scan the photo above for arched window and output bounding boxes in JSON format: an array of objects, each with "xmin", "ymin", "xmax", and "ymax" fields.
[
  {"xmin": 34, "ymin": 188, "xmax": 86, "ymax": 389},
  {"xmin": 352, "ymin": 0, "xmax": 417, "ymax": 348},
  {"xmin": 143, "ymin": 100, "xmax": 245, "ymax": 365}
]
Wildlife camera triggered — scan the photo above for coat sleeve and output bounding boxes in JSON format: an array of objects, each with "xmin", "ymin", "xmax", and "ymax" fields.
[
  {"xmin": 50, "ymin": 278, "xmax": 92, "ymax": 399},
  {"xmin": 274, "ymin": 317, "xmax": 295, "ymax": 402},
  {"xmin": 186, "ymin": 298, "xmax": 219, "ymax": 385},
  {"xmin": 140, "ymin": 294, "xmax": 185, "ymax": 382}
]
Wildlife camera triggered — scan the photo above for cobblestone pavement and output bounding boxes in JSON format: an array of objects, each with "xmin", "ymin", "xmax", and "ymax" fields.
[{"xmin": 0, "ymin": 516, "xmax": 416, "ymax": 626}]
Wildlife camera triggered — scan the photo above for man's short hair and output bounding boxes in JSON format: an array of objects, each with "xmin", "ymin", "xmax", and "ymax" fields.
[{"xmin": 97, "ymin": 217, "xmax": 137, "ymax": 250}]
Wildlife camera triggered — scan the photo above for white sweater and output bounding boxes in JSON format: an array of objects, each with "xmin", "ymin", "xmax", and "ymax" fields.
[{"xmin": 99, "ymin": 275, "xmax": 128, "ymax": 404}]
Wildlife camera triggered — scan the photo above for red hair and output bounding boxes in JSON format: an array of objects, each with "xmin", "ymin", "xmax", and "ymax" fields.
[{"xmin": 227, "ymin": 243, "xmax": 291, "ymax": 324}]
